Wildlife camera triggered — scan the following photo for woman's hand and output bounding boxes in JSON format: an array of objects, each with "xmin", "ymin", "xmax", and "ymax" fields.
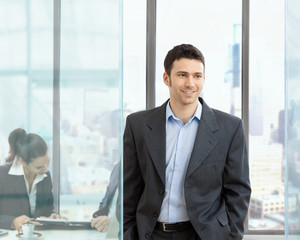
[
  {"xmin": 91, "ymin": 216, "xmax": 111, "ymax": 233},
  {"xmin": 12, "ymin": 215, "xmax": 40, "ymax": 230}
]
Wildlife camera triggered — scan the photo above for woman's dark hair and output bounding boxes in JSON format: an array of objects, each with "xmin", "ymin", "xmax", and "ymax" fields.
[
  {"xmin": 6, "ymin": 128, "xmax": 48, "ymax": 164},
  {"xmin": 164, "ymin": 44, "xmax": 205, "ymax": 76}
]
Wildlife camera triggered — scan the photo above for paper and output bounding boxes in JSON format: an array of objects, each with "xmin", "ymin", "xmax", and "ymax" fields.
[{"xmin": 0, "ymin": 229, "xmax": 8, "ymax": 236}]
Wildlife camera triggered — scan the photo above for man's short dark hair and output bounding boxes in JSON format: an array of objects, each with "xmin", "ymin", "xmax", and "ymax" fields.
[{"xmin": 164, "ymin": 44, "xmax": 205, "ymax": 76}]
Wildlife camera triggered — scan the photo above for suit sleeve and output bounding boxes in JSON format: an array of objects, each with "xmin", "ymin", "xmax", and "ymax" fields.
[
  {"xmin": 223, "ymin": 120, "xmax": 251, "ymax": 240},
  {"xmin": 123, "ymin": 116, "xmax": 144, "ymax": 240}
]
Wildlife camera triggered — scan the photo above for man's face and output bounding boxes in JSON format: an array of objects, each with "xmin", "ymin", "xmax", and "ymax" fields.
[{"xmin": 163, "ymin": 58, "xmax": 205, "ymax": 108}]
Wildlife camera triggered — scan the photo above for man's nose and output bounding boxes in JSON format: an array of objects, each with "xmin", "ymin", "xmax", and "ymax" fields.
[{"xmin": 185, "ymin": 75, "xmax": 194, "ymax": 86}]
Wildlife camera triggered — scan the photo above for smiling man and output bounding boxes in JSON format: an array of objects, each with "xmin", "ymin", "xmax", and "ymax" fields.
[{"xmin": 123, "ymin": 44, "xmax": 251, "ymax": 240}]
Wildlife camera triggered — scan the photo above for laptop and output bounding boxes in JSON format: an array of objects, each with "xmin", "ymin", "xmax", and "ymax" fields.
[{"xmin": 34, "ymin": 218, "xmax": 92, "ymax": 230}]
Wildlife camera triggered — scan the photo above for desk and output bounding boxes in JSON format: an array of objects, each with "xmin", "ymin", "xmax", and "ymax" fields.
[{"xmin": 1, "ymin": 229, "xmax": 118, "ymax": 240}]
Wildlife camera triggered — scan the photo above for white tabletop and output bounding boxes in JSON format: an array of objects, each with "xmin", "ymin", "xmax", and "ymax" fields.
[{"xmin": 0, "ymin": 229, "xmax": 117, "ymax": 240}]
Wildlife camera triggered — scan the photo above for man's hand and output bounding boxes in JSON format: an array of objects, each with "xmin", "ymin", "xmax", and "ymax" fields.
[{"xmin": 91, "ymin": 216, "xmax": 111, "ymax": 233}]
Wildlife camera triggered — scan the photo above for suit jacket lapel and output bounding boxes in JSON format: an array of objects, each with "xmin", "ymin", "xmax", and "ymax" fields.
[
  {"xmin": 145, "ymin": 101, "xmax": 167, "ymax": 184},
  {"xmin": 186, "ymin": 99, "xmax": 219, "ymax": 178}
]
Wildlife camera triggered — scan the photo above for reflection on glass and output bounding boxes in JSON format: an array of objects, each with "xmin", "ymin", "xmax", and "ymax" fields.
[
  {"xmin": 0, "ymin": 0, "xmax": 121, "ymax": 238},
  {"xmin": 0, "ymin": 1, "xmax": 53, "ymax": 166},
  {"xmin": 156, "ymin": 0, "xmax": 242, "ymax": 117},
  {"xmin": 59, "ymin": 0, "xmax": 121, "ymax": 237},
  {"xmin": 248, "ymin": 0, "xmax": 285, "ymax": 231},
  {"xmin": 286, "ymin": 0, "xmax": 300, "ymax": 238}
]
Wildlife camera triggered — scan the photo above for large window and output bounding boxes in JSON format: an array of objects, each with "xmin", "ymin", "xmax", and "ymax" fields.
[
  {"xmin": 155, "ymin": 0, "xmax": 287, "ymax": 234},
  {"xmin": 285, "ymin": 0, "xmax": 300, "ymax": 238},
  {"xmin": 156, "ymin": 0, "xmax": 242, "ymax": 117},
  {"xmin": 0, "ymin": 1, "xmax": 54, "ymax": 162},
  {"xmin": 248, "ymin": 0, "xmax": 285, "ymax": 231},
  {"xmin": 0, "ymin": 0, "xmax": 121, "ymax": 238},
  {"xmin": 0, "ymin": 0, "xmax": 294, "ymax": 237},
  {"xmin": 123, "ymin": 0, "xmax": 146, "ymax": 114}
]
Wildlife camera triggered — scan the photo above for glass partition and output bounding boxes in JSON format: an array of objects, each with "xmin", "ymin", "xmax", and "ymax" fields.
[
  {"xmin": 285, "ymin": 0, "xmax": 300, "ymax": 238},
  {"xmin": 59, "ymin": 0, "xmax": 122, "ymax": 238},
  {"xmin": 0, "ymin": 0, "xmax": 122, "ymax": 238},
  {"xmin": 0, "ymin": 1, "xmax": 53, "ymax": 165}
]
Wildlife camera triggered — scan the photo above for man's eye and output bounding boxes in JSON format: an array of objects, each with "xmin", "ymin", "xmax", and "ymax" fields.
[
  {"xmin": 195, "ymin": 75, "xmax": 202, "ymax": 79},
  {"xmin": 178, "ymin": 73, "xmax": 186, "ymax": 77}
]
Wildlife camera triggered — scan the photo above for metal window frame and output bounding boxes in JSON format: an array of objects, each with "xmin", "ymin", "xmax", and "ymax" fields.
[
  {"xmin": 146, "ymin": 0, "xmax": 156, "ymax": 109},
  {"xmin": 52, "ymin": 0, "xmax": 61, "ymax": 214}
]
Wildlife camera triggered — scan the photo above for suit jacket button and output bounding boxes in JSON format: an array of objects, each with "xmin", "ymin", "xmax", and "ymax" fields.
[
  {"xmin": 159, "ymin": 189, "xmax": 164, "ymax": 195},
  {"xmin": 145, "ymin": 233, "xmax": 151, "ymax": 239},
  {"xmin": 153, "ymin": 213, "xmax": 157, "ymax": 218}
]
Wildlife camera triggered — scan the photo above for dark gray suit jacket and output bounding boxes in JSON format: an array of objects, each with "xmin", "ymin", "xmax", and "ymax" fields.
[
  {"xmin": 123, "ymin": 98, "xmax": 251, "ymax": 240},
  {"xmin": 0, "ymin": 164, "xmax": 54, "ymax": 229}
]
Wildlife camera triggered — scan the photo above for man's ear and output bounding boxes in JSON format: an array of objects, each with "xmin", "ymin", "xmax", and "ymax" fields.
[{"xmin": 163, "ymin": 72, "xmax": 170, "ymax": 86}]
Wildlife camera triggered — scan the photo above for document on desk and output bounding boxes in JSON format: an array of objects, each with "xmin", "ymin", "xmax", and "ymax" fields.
[{"xmin": 34, "ymin": 218, "xmax": 92, "ymax": 229}]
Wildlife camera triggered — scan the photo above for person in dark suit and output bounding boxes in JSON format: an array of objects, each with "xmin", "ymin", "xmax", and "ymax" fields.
[
  {"xmin": 0, "ymin": 128, "xmax": 60, "ymax": 230},
  {"xmin": 123, "ymin": 44, "xmax": 251, "ymax": 240},
  {"xmin": 91, "ymin": 162, "xmax": 120, "ymax": 232}
]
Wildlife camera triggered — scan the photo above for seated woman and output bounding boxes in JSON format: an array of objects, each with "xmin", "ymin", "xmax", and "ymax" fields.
[{"xmin": 0, "ymin": 128, "xmax": 59, "ymax": 230}]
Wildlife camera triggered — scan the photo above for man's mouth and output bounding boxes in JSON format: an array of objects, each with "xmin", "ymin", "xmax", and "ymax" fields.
[{"xmin": 182, "ymin": 90, "xmax": 195, "ymax": 94}]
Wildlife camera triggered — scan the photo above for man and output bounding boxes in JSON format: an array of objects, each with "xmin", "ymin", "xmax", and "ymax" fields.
[
  {"xmin": 91, "ymin": 162, "xmax": 120, "ymax": 233},
  {"xmin": 123, "ymin": 44, "xmax": 251, "ymax": 240}
]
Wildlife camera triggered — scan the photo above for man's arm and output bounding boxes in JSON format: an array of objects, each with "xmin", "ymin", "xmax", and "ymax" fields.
[
  {"xmin": 223, "ymin": 120, "xmax": 251, "ymax": 240},
  {"xmin": 123, "ymin": 116, "xmax": 144, "ymax": 240}
]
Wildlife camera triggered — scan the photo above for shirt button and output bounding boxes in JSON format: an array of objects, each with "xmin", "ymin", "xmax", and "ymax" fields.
[{"xmin": 145, "ymin": 233, "xmax": 151, "ymax": 239}]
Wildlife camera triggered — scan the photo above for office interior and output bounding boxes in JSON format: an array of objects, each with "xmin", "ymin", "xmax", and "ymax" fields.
[{"xmin": 0, "ymin": 0, "xmax": 299, "ymax": 239}]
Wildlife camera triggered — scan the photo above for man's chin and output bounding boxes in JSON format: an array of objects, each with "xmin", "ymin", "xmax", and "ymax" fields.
[{"xmin": 181, "ymin": 98, "xmax": 198, "ymax": 105}]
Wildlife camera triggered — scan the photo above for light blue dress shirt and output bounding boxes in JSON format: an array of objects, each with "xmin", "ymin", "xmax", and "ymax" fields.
[{"xmin": 158, "ymin": 101, "xmax": 202, "ymax": 223}]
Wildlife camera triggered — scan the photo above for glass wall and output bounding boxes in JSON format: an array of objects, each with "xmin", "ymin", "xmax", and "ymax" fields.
[
  {"xmin": 248, "ymin": 0, "xmax": 285, "ymax": 231},
  {"xmin": 0, "ymin": 1, "xmax": 54, "ymax": 164},
  {"xmin": 123, "ymin": 0, "xmax": 146, "ymax": 114},
  {"xmin": 59, "ymin": 1, "xmax": 121, "ymax": 237},
  {"xmin": 0, "ymin": 0, "xmax": 121, "ymax": 238},
  {"xmin": 156, "ymin": 0, "xmax": 242, "ymax": 117},
  {"xmin": 285, "ymin": 0, "xmax": 300, "ymax": 238}
]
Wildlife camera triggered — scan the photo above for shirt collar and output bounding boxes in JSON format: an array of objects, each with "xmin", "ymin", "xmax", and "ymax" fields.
[
  {"xmin": 8, "ymin": 157, "xmax": 24, "ymax": 176},
  {"xmin": 166, "ymin": 100, "xmax": 202, "ymax": 122}
]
